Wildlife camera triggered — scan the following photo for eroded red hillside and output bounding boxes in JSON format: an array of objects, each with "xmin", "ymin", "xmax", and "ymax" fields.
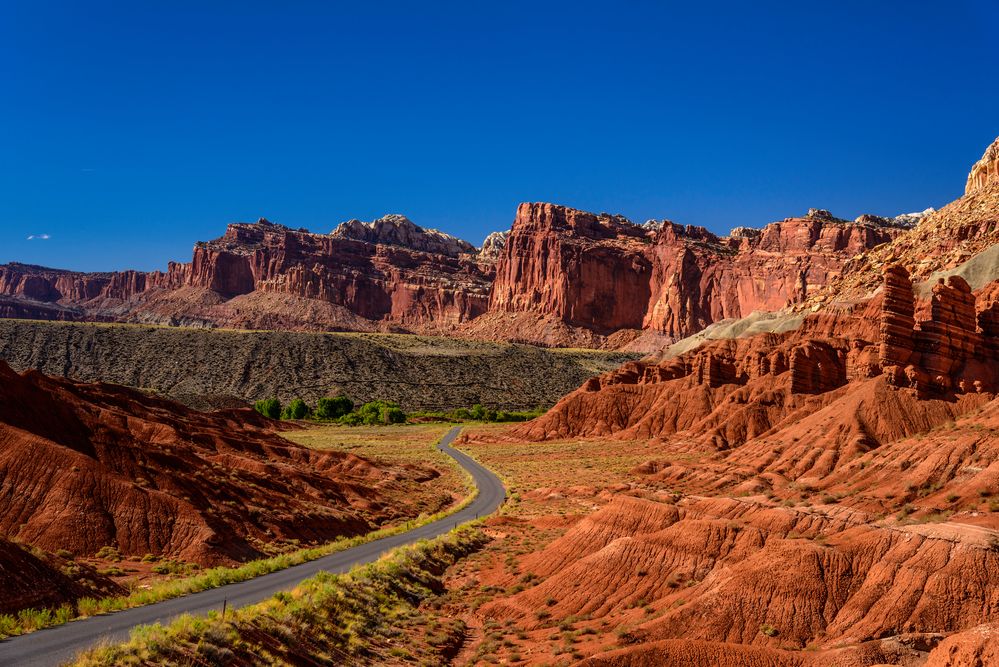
[{"xmin": 0, "ymin": 361, "xmax": 441, "ymax": 568}]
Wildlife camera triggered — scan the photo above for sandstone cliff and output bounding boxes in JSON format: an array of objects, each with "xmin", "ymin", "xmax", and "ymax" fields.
[
  {"xmin": 487, "ymin": 203, "xmax": 654, "ymax": 333},
  {"xmin": 2, "ymin": 136, "xmax": 996, "ymax": 350},
  {"xmin": 0, "ymin": 218, "xmax": 495, "ymax": 334},
  {"xmin": 641, "ymin": 209, "xmax": 901, "ymax": 340},
  {"xmin": 966, "ymin": 135, "xmax": 999, "ymax": 195}
]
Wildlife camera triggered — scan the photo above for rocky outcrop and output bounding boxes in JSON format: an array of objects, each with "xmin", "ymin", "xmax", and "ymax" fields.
[
  {"xmin": 330, "ymin": 214, "xmax": 476, "ymax": 257},
  {"xmin": 0, "ymin": 218, "xmax": 495, "ymax": 334},
  {"xmin": 880, "ymin": 268, "xmax": 995, "ymax": 394},
  {"xmin": 518, "ymin": 267, "xmax": 999, "ymax": 442},
  {"xmin": 965, "ymin": 135, "xmax": 999, "ymax": 195},
  {"xmin": 479, "ymin": 230, "xmax": 510, "ymax": 260},
  {"xmin": 488, "ymin": 203, "xmax": 654, "ymax": 333},
  {"xmin": 879, "ymin": 265, "xmax": 916, "ymax": 367},
  {"xmin": 0, "ymin": 204, "xmax": 934, "ymax": 347},
  {"xmin": 788, "ymin": 341, "xmax": 845, "ymax": 394},
  {"xmin": 642, "ymin": 211, "xmax": 901, "ymax": 340},
  {"xmin": 918, "ymin": 276, "xmax": 980, "ymax": 389},
  {"xmin": 196, "ymin": 220, "xmax": 494, "ymax": 327}
]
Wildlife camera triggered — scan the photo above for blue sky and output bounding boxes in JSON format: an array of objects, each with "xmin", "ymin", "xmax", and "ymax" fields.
[{"xmin": 2, "ymin": 0, "xmax": 998, "ymax": 271}]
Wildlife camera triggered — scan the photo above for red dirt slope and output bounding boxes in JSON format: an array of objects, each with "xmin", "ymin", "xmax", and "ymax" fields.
[{"xmin": 0, "ymin": 361, "xmax": 438, "ymax": 567}]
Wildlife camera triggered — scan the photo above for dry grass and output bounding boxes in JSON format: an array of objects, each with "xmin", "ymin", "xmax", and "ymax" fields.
[{"xmin": 286, "ymin": 423, "xmax": 468, "ymax": 510}]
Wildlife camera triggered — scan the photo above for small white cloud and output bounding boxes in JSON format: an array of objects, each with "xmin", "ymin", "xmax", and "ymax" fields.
[{"xmin": 26, "ymin": 234, "xmax": 51, "ymax": 241}]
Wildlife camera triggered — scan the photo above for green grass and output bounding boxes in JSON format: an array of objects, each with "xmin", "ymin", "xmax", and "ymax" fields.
[
  {"xmin": 0, "ymin": 428, "xmax": 479, "ymax": 641},
  {"xmin": 71, "ymin": 525, "xmax": 489, "ymax": 666}
]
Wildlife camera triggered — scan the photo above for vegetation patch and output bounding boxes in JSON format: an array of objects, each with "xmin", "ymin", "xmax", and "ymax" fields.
[
  {"xmin": 254, "ymin": 394, "xmax": 407, "ymax": 425},
  {"xmin": 71, "ymin": 526, "xmax": 489, "ymax": 667}
]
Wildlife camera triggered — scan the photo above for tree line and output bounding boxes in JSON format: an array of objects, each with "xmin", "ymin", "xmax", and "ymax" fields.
[{"xmin": 253, "ymin": 395, "xmax": 406, "ymax": 425}]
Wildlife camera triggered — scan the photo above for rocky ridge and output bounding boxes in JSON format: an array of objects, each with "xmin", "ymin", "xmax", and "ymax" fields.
[{"xmin": 0, "ymin": 202, "xmax": 926, "ymax": 349}]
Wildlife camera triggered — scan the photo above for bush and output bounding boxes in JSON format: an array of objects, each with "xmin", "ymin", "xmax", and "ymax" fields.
[
  {"xmin": 94, "ymin": 546, "xmax": 122, "ymax": 562},
  {"xmin": 381, "ymin": 405, "xmax": 406, "ymax": 424},
  {"xmin": 338, "ymin": 412, "xmax": 364, "ymax": 426},
  {"xmin": 316, "ymin": 395, "xmax": 354, "ymax": 420},
  {"xmin": 280, "ymin": 398, "xmax": 311, "ymax": 420},
  {"xmin": 345, "ymin": 400, "xmax": 408, "ymax": 425},
  {"xmin": 253, "ymin": 398, "xmax": 281, "ymax": 420}
]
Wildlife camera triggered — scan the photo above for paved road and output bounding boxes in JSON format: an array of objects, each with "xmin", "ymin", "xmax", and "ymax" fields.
[{"xmin": 0, "ymin": 426, "xmax": 504, "ymax": 667}]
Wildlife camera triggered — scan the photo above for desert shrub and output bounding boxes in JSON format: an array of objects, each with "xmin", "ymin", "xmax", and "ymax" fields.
[
  {"xmin": 409, "ymin": 405, "xmax": 544, "ymax": 423},
  {"xmin": 315, "ymin": 394, "xmax": 354, "ymax": 420},
  {"xmin": 94, "ymin": 546, "xmax": 122, "ymax": 561},
  {"xmin": 280, "ymin": 398, "xmax": 311, "ymax": 420},
  {"xmin": 151, "ymin": 559, "xmax": 197, "ymax": 576},
  {"xmin": 253, "ymin": 398, "xmax": 281, "ymax": 420}
]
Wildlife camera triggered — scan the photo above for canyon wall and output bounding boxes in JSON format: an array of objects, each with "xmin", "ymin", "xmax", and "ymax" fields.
[
  {"xmin": 641, "ymin": 209, "xmax": 900, "ymax": 339},
  {"xmin": 488, "ymin": 203, "xmax": 654, "ymax": 332},
  {"xmin": 0, "ymin": 209, "xmax": 916, "ymax": 345},
  {"xmin": 2, "ymin": 136, "xmax": 995, "ymax": 347}
]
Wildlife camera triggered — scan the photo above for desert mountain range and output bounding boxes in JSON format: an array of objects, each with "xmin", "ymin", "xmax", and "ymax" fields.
[{"xmin": 4, "ymin": 149, "xmax": 974, "ymax": 350}]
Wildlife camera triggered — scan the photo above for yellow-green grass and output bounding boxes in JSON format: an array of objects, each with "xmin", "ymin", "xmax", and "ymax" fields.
[{"xmin": 70, "ymin": 525, "xmax": 489, "ymax": 667}]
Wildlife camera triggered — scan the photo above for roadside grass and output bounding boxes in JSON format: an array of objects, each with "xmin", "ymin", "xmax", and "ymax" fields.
[
  {"xmin": 0, "ymin": 426, "xmax": 477, "ymax": 641},
  {"xmin": 70, "ymin": 526, "xmax": 489, "ymax": 667},
  {"xmin": 285, "ymin": 422, "xmax": 470, "ymax": 509}
]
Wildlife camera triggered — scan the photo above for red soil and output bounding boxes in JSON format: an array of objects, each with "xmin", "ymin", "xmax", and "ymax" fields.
[{"xmin": 0, "ymin": 361, "xmax": 439, "ymax": 570}]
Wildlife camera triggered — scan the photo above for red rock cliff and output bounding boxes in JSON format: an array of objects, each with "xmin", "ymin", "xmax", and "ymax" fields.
[
  {"xmin": 643, "ymin": 209, "xmax": 902, "ymax": 339},
  {"xmin": 489, "ymin": 203, "xmax": 653, "ymax": 332}
]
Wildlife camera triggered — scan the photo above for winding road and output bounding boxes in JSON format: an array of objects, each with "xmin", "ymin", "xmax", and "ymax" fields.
[{"xmin": 0, "ymin": 426, "xmax": 504, "ymax": 667}]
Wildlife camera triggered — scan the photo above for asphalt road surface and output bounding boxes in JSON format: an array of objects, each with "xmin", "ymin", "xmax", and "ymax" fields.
[{"xmin": 0, "ymin": 426, "xmax": 504, "ymax": 667}]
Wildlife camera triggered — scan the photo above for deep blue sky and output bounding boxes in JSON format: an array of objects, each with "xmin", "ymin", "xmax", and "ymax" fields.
[{"xmin": 3, "ymin": 1, "xmax": 998, "ymax": 272}]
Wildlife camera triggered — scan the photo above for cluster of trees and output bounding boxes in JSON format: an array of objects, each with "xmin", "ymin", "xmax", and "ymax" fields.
[
  {"xmin": 411, "ymin": 404, "xmax": 545, "ymax": 423},
  {"xmin": 253, "ymin": 395, "xmax": 406, "ymax": 425}
]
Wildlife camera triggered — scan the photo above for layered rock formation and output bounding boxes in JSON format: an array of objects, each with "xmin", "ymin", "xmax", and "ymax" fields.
[
  {"xmin": 641, "ymin": 209, "xmax": 902, "ymax": 341},
  {"xmin": 519, "ymin": 265, "xmax": 999, "ymax": 444},
  {"xmin": 2, "ymin": 135, "xmax": 996, "ymax": 350},
  {"xmin": 0, "ymin": 218, "xmax": 495, "ymax": 333},
  {"xmin": 966, "ymin": 135, "xmax": 999, "ymax": 195},
  {"xmin": 0, "ymin": 206, "xmax": 909, "ymax": 347},
  {"xmin": 0, "ymin": 207, "xmax": 924, "ymax": 346},
  {"xmin": 468, "ymin": 203, "xmax": 903, "ymax": 347},
  {"xmin": 487, "ymin": 203, "xmax": 654, "ymax": 334}
]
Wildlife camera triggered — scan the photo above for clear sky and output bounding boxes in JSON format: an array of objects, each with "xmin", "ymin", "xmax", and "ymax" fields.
[{"xmin": 3, "ymin": 1, "xmax": 998, "ymax": 272}]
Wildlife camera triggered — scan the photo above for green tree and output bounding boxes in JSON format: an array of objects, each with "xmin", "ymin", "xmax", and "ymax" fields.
[
  {"xmin": 381, "ymin": 405, "xmax": 406, "ymax": 424},
  {"xmin": 280, "ymin": 398, "xmax": 311, "ymax": 420},
  {"xmin": 350, "ymin": 400, "xmax": 407, "ymax": 425},
  {"xmin": 253, "ymin": 398, "xmax": 281, "ymax": 420},
  {"xmin": 315, "ymin": 394, "xmax": 354, "ymax": 420}
]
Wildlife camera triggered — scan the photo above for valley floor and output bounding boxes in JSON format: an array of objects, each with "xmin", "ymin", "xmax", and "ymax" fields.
[{"xmin": 65, "ymin": 415, "xmax": 999, "ymax": 666}]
